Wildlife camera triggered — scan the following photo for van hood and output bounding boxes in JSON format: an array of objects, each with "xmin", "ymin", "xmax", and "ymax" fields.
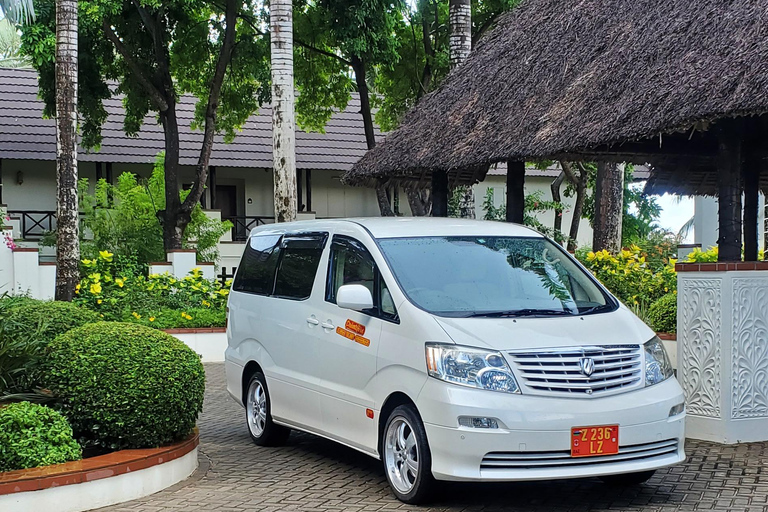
[{"xmin": 433, "ymin": 307, "xmax": 655, "ymax": 352}]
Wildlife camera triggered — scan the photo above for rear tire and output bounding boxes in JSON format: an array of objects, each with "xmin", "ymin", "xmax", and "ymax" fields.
[
  {"xmin": 600, "ymin": 470, "xmax": 656, "ymax": 486},
  {"xmin": 245, "ymin": 372, "xmax": 290, "ymax": 446},
  {"xmin": 381, "ymin": 405, "xmax": 435, "ymax": 504}
]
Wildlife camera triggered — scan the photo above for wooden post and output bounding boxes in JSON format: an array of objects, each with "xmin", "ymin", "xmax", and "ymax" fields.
[
  {"xmin": 306, "ymin": 169, "xmax": 312, "ymax": 212},
  {"xmin": 717, "ymin": 122, "xmax": 743, "ymax": 262},
  {"xmin": 506, "ymin": 161, "xmax": 525, "ymax": 223},
  {"xmin": 431, "ymin": 171, "xmax": 449, "ymax": 217},
  {"xmin": 743, "ymin": 163, "xmax": 760, "ymax": 262},
  {"xmin": 209, "ymin": 165, "xmax": 217, "ymax": 210},
  {"xmin": 593, "ymin": 162, "xmax": 624, "ymax": 253}
]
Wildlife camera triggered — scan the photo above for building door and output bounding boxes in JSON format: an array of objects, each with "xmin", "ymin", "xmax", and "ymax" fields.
[{"xmin": 216, "ymin": 185, "xmax": 239, "ymax": 238}]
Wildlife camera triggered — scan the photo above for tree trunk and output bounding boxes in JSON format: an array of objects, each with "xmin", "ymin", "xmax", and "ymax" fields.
[
  {"xmin": 593, "ymin": 162, "xmax": 624, "ymax": 253},
  {"xmin": 449, "ymin": 0, "xmax": 474, "ymax": 218},
  {"xmin": 550, "ymin": 170, "xmax": 566, "ymax": 236},
  {"xmin": 351, "ymin": 55, "xmax": 393, "ymax": 217},
  {"xmin": 506, "ymin": 161, "xmax": 525, "ymax": 223},
  {"xmin": 54, "ymin": 0, "xmax": 79, "ymax": 301},
  {"xmin": 560, "ymin": 161, "xmax": 586, "ymax": 252},
  {"xmin": 743, "ymin": 163, "xmax": 759, "ymax": 262},
  {"xmin": 406, "ymin": 188, "xmax": 430, "ymax": 216},
  {"xmin": 431, "ymin": 171, "xmax": 448, "ymax": 217},
  {"xmin": 160, "ymin": 103, "xmax": 185, "ymax": 250},
  {"xmin": 271, "ymin": 0, "xmax": 297, "ymax": 223},
  {"xmin": 716, "ymin": 121, "xmax": 743, "ymax": 261}
]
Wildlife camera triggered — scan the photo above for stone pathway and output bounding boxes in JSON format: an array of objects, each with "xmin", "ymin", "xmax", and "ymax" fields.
[{"xmin": 100, "ymin": 364, "xmax": 768, "ymax": 511}]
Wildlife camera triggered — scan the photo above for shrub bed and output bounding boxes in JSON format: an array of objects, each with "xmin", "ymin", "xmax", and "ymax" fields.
[
  {"xmin": 648, "ymin": 293, "xmax": 677, "ymax": 334},
  {"xmin": 0, "ymin": 402, "xmax": 82, "ymax": 472},
  {"xmin": 74, "ymin": 251, "xmax": 229, "ymax": 329},
  {"xmin": 44, "ymin": 322, "xmax": 205, "ymax": 449}
]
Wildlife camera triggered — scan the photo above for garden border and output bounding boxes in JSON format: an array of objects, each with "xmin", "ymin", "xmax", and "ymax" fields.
[
  {"xmin": 164, "ymin": 327, "xmax": 227, "ymax": 362},
  {"xmin": 0, "ymin": 431, "xmax": 198, "ymax": 512}
]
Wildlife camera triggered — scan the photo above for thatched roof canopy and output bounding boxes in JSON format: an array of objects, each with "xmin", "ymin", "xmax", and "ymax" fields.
[{"xmin": 344, "ymin": 0, "xmax": 768, "ymax": 189}]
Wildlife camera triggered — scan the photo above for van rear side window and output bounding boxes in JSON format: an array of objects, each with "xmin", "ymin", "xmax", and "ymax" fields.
[
  {"xmin": 273, "ymin": 235, "xmax": 327, "ymax": 300},
  {"xmin": 233, "ymin": 235, "xmax": 282, "ymax": 295}
]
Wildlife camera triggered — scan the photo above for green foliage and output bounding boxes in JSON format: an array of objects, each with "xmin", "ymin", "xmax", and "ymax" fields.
[
  {"xmin": 577, "ymin": 246, "xmax": 677, "ymax": 309},
  {"xmin": 76, "ymin": 159, "xmax": 232, "ymax": 265},
  {"xmin": 480, "ymin": 188, "xmax": 566, "ymax": 243},
  {"xmin": 648, "ymin": 293, "xmax": 677, "ymax": 334},
  {"xmin": 19, "ymin": 0, "xmax": 268, "ymax": 150},
  {"xmin": 685, "ymin": 246, "xmax": 718, "ymax": 262},
  {"xmin": 0, "ymin": 402, "xmax": 82, "ymax": 471},
  {"xmin": 574, "ymin": 163, "xmax": 663, "ymax": 246},
  {"xmin": 44, "ymin": 322, "xmax": 205, "ymax": 449},
  {"xmin": 74, "ymin": 251, "xmax": 230, "ymax": 328},
  {"xmin": 2, "ymin": 299, "xmax": 101, "ymax": 344},
  {"xmin": 373, "ymin": 0, "xmax": 520, "ymax": 130},
  {"xmin": 0, "ymin": 296, "xmax": 44, "ymax": 395},
  {"xmin": 1, "ymin": 17, "xmax": 31, "ymax": 68}
]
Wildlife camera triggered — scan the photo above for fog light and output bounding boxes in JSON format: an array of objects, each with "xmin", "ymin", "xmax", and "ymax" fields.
[
  {"xmin": 458, "ymin": 416, "xmax": 499, "ymax": 429},
  {"xmin": 669, "ymin": 403, "xmax": 685, "ymax": 417}
]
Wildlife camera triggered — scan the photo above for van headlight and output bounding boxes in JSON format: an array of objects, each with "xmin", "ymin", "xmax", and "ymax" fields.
[
  {"xmin": 425, "ymin": 343, "xmax": 520, "ymax": 394},
  {"xmin": 644, "ymin": 337, "xmax": 674, "ymax": 386}
]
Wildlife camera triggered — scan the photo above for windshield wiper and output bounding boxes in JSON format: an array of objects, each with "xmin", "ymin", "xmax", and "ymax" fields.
[
  {"xmin": 578, "ymin": 304, "xmax": 614, "ymax": 315},
  {"xmin": 462, "ymin": 309, "xmax": 575, "ymax": 318}
]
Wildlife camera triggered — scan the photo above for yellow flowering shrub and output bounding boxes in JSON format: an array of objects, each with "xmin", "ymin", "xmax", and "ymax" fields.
[
  {"xmin": 578, "ymin": 245, "xmax": 677, "ymax": 308},
  {"xmin": 74, "ymin": 250, "xmax": 230, "ymax": 328}
]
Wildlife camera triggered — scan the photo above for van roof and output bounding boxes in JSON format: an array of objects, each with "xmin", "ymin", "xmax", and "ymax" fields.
[{"xmin": 249, "ymin": 217, "xmax": 543, "ymax": 239}]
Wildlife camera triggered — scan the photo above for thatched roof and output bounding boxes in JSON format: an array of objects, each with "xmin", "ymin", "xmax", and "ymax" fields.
[{"xmin": 344, "ymin": 0, "xmax": 768, "ymax": 188}]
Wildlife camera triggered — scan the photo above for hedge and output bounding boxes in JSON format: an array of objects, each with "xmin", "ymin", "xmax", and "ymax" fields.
[
  {"xmin": 0, "ymin": 402, "xmax": 82, "ymax": 472},
  {"xmin": 44, "ymin": 322, "xmax": 205, "ymax": 450}
]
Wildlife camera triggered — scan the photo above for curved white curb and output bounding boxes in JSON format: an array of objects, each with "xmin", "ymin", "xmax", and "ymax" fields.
[{"xmin": 0, "ymin": 446, "xmax": 198, "ymax": 512}]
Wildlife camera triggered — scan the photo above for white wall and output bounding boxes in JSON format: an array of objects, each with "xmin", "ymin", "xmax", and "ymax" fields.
[{"xmin": 694, "ymin": 193, "xmax": 766, "ymax": 252}]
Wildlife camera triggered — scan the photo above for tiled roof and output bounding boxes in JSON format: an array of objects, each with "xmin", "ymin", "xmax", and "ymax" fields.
[{"xmin": 0, "ymin": 67, "xmax": 379, "ymax": 170}]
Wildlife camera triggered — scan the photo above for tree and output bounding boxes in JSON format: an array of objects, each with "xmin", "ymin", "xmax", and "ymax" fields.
[
  {"xmin": 0, "ymin": 0, "xmax": 33, "ymax": 23},
  {"xmin": 592, "ymin": 162, "xmax": 624, "ymax": 253},
  {"xmin": 53, "ymin": 0, "xmax": 78, "ymax": 301},
  {"xmin": 293, "ymin": 0, "xmax": 399, "ymax": 217},
  {"xmin": 21, "ymin": 0, "xmax": 268, "ymax": 251},
  {"xmin": 560, "ymin": 161, "xmax": 589, "ymax": 252},
  {"xmin": 271, "ymin": 0, "xmax": 297, "ymax": 223},
  {"xmin": 0, "ymin": 18, "xmax": 30, "ymax": 67}
]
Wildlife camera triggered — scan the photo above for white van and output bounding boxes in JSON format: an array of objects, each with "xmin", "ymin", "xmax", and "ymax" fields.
[{"xmin": 225, "ymin": 218, "xmax": 685, "ymax": 503}]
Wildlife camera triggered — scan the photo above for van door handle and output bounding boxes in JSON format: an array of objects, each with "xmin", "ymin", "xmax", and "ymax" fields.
[
  {"xmin": 306, "ymin": 316, "xmax": 320, "ymax": 326},
  {"xmin": 321, "ymin": 321, "xmax": 334, "ymax": 330}
]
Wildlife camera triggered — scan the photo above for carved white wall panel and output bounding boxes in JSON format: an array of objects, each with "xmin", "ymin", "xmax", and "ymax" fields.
[
  {"xmin": 680, "ymin": 278, "xmax": 722, "ymax": 418},
  {"xmin": 731, "ymin": 278, "xmax": 768, "ymax": 419}
]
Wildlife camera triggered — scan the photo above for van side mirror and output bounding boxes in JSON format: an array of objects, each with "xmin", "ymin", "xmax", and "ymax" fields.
[{"xmin": 336, "ymin": 284, "xmax": 374, "ymax": 312}]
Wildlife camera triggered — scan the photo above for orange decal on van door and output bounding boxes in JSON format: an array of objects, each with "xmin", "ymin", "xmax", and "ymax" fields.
[
  {"xmin": 336, "ymin": 326, "xmax": 356, "ymax": 340},
  {"xmin": 345, "ymin": 319, "xmax": 366, "ymax": 335}
]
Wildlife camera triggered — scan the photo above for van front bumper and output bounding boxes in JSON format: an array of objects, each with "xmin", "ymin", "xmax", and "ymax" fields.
[{"xmin": 416, "ymin": 377, "xmax": 686, "ymax": 482}]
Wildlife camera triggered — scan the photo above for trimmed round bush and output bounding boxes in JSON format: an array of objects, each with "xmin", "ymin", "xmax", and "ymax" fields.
[
  {"xmin": 0, "ymin": 402, "xmax": 82, "ymax": 472},
  {"xmin": 44, "ymin": 322, "xmax": 205, "ymax": 449},
  {"xmin": 648, "ymin": 293, "xmax": 677, "ymax": 334},
  {"xmin": 4, "ymin": 301, "xmax": 101, "ymax": 343}
]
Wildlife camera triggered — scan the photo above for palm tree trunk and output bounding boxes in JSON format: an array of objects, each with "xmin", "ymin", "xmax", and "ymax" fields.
[
  {"xmin": 449, "ymin": 0, "xmax": 474, "ymax": 218},
  {"xmin": 54, "ymin": 0, "xmax": 78, "ymax": 301},
  {"xmin": 271, "ymin": 0, "xmax": 297, "ymax": 223},
  {"xmin": 593, "ymin": 162, "xmax": 624, "ymax": 253}
]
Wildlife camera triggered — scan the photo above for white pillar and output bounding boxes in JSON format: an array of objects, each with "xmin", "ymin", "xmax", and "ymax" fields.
[{"xmin": 677, "ymin": 263, "xmax": 768, "ymax": 443}]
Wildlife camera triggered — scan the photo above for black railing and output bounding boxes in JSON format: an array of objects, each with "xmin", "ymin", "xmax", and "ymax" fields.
[
  {"xmin": 7, "ymin": 210, "xmax": 57, "ymax": 240},
  {"xmin": 223, "ymin": 216, "xmax": 274, "ymax": 241}
]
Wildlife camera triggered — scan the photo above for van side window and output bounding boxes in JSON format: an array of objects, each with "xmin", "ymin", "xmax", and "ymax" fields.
[
  {"xmin": 273, "ymin": 234, "xmax": 328, "ymax": 300},
  {"xmin": 233, "ymin": 235, "xmax": 282, "ymax": 295},
  {"xmin": 326, "ymin": 236, "xmax": 398, "ymax": 322}
]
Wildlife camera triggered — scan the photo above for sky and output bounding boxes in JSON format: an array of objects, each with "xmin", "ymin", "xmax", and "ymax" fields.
[{"xmin": 651, "ymin": 193, "xmax": 694, "ymax": 241}]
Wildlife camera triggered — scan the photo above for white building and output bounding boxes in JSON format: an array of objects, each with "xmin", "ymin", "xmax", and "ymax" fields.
[{"xmin": 0, "ymin": 68, "xmax": 594, "ymax": 253}]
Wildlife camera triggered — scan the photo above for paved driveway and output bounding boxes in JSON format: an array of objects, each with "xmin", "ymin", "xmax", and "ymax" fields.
[{"xmin": 101, "ymin": 364, "xmax": 768, "ymax": 511}]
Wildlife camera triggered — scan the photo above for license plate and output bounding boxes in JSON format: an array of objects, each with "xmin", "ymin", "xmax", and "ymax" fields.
[{"xmin": 571, "ymin": 425, "xmax": 619, "ymax": 457}]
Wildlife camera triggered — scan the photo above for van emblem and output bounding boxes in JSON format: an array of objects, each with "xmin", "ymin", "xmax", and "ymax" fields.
[{"xmin": 579, "ymin": 357, "xmax": 595, "ymax": 377}]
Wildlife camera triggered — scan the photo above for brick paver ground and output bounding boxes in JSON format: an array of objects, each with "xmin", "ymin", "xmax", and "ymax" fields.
[{"xmin": 100, "ymin": 364, "xmax": 768, "ymax": 512}]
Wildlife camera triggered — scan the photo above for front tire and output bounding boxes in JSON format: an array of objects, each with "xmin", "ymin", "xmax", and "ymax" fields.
[
  {"xmin": 245, "ymin": 372, "xmax": 290, "ymax": 446},
  {"xmin": 382, "ymin": 405, "xmax": 435, "ymax": 504},
  {"xmin": 600, "ymin": 470, "xmax": 656, "ymax": 486}
]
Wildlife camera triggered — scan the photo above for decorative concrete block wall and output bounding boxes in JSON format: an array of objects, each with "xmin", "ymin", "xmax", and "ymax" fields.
[
  {"xmin": 149, "ymin": 250, "xmax": 215, "ymax": 280},
  {"xmin": 677, "ymin": 262, "xmax": 768, "ymax": 443}
]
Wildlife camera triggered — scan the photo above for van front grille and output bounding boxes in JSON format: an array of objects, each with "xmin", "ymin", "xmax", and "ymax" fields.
[
  {"xmin": 481, "ymin": 439, "xmax": 678, "ymax": 470},
  {"xmin": 509, "ymin": 345, "xmax": 642, "ymax": 397}
]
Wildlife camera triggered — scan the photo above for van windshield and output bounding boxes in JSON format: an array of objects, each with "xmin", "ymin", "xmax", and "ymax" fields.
[{"xmin": 377, "ymin": 236, "xmax": 615, "ymax": 318}]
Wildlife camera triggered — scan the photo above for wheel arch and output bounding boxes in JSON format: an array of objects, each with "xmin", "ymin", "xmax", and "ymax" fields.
[
  {"xmin": 241, "ymin": 360, "xmax": 264, "ymax": 407},
  {"xmin": 377, "ymin": 391, "xmax": 421, "ymax": 457}
]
